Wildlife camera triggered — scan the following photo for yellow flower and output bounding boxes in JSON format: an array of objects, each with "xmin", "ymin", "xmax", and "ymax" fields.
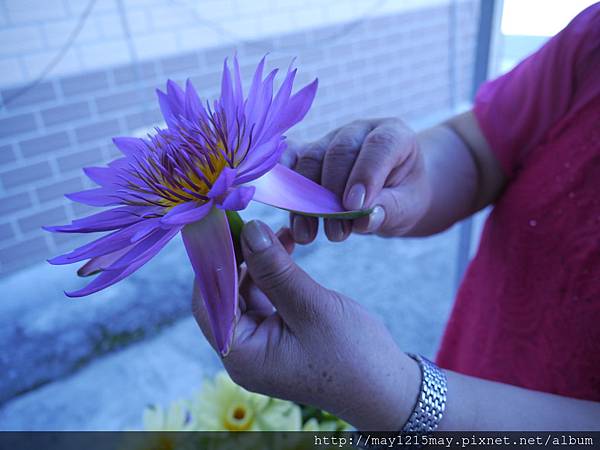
[{"xmin": 191, "ymin": 371, "xmax": 302, "ymax": 431}]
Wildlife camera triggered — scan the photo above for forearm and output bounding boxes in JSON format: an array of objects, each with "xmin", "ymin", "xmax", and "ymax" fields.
[
  {"xmin": 356, "ymin": 353, "xmax": 600, "ymax": 431},
  {"xmin": 439, "ymin": 369, "xmax": 600, "ymax": 431},
  {"xmin": 404, "ymin": 124, "xmax": 480, "ymax": 236}
]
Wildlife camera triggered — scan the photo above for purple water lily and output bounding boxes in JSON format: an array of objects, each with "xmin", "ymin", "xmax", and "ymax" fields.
[{"xmin": 45, "ymin": 57, "xmax": 363, "ymax": 355}]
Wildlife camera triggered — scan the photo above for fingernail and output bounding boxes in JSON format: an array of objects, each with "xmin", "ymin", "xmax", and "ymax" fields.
[
  {"xmin": 243, "ymin": 221, "xmax": 272, "ymax": 253},
  {"xmin": 368, "ymin": 206, "xmax": 385, "ymax": 231},
  {"xmin": 345, "ymin": 184, "xmax": 366, "ymax": 210},
  {"xmin": 326, "ymin": 220, "xmax": 344, "ymax": 241},
  {"xmin": 292, "ymin": 215, "xmax": 310, "ymax": 243}
]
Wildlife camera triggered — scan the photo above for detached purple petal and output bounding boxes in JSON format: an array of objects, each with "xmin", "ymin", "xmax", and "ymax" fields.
[{"xmin": 249, "ymin": 163, "xmax": 346, "ymax": 215}]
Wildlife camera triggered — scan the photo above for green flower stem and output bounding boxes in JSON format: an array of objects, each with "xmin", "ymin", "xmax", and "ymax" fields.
[
  {"xmin": 226, "ymin": 207, "xmax": 373, "ymax": 266},
  {"xmin": 226, "ymin": 210, "xmax": 245, "ymax": 266}
]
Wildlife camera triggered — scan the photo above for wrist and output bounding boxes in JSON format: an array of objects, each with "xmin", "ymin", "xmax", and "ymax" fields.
[{"xmin": 344, "ymin": 350, "xmax": 421, "ymax": 431}]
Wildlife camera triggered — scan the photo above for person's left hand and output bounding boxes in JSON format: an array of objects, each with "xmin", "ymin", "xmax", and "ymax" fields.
[{"xmin": 192, "ymin": 220, "xmax": 420, "ymax": 431}]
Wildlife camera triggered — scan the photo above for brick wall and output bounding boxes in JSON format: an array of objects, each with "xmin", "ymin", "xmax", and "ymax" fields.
[
  {"xmin": 0, "ymin": 0, "xmax": 479, "ymax": 276},
  {"xmin": 0, "ymin": 0, "xmax": 452, "ymax": 87}
]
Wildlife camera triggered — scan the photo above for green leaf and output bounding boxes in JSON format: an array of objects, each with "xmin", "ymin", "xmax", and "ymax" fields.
[{"xmin": 226, "ymin": 210, "xmax": 245, "ymax": 266}]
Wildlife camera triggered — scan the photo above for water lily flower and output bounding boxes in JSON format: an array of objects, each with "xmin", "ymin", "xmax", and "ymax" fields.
[
  {"xmin": 191, "ymin": 371, "xmax": 302, "ymax": 431},
  {"xmin": 44, "ymin": 56, "xmax": 366, "ymax": 355}
]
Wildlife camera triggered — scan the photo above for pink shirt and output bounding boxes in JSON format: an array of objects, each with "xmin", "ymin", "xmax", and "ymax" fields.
[{"xmin": 437, "ymin": 4, "xmax": 600, "ymax": 401}]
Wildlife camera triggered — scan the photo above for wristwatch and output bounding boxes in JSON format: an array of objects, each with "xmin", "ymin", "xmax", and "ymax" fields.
[
  {"xmin": 354, "ymin": 353, "xmax": 448, "ymax": 449},
  {"xmin": 401, "ymin": 353, "xmax": 448, "ymax": 432}
]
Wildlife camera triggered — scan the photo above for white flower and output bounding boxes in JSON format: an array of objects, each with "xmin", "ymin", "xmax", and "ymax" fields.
[{"xmin": 142, "ymin": 399, "xmax": 193, "ymax": 431}]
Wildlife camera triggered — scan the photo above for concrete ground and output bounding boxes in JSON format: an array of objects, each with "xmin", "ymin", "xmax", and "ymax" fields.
[{"xmin": 0, "ymin": 201, "xmax": 462, "ymax": 430}]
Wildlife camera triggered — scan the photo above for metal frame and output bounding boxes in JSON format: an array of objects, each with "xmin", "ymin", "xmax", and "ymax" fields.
[{"xmin": 454, "ymin": 0, "xmax": 502, "ymax": 292}]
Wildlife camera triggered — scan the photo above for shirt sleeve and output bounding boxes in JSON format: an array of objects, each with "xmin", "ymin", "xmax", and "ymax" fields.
[{"xmin": 473, "ymin": 4, "xmax": 600, "ymax": 178}]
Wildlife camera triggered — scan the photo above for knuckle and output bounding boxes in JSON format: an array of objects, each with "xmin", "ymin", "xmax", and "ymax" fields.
[
  {"xmin": 366, "ymin": 128, "xmax": 400, "ymax": 150},
  {"xmin": 297, "ymin": 143, "xmax": 324, "ymax": 169},
  {"xmin": 257, "ymin": 256, "xmax": 296, "ymax": 292},
  {"xmin": 330, "ymin": 131, "xmax": 362, "ymax": 155}
]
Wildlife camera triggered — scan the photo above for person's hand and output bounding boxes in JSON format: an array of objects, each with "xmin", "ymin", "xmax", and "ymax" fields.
[
  {"xmin": 192, "ymin": 220, "xmax": 420, "ymax": 431},
  {"xmin": 282, "ymin": 118, "xmax": 431, "ymax": 243}
]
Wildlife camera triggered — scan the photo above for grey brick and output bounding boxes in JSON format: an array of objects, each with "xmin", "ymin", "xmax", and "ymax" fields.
[
  {"xmin": 36, "ymin": 176, "xmax": 84, "ymax": 203},
  {"xmin": 0, "ymin": 192, "xmax": 32, "ymax": 215},
  {"xmin": 190, "ymin": 71, "xmax": 221, "ymax": 91},
  {"xmin": 203, "ymin": 45, "xmax": 235, "ymax": 66},
  {"xmin": 71, "ymin": 202, "xmax": 97, "ymax": 217},
  {"xmin": 0, "ymin": 144, "xmax": 16, "ymax": 165},
  {"xmin": 113, "ymin": 61, "xmax": 157, "ymax": 85},
  {"xmin": 41, "ymin": 101, "xmax": 92, "ymax": 127},
  {"xmin": 57, "ymin": 147, "xmax": 105, "ymax": 172},
  {"xmin": 60, "ymin": 70, "xmax": 110, "ymax": 97},
  {"xmin": 0, "ymin": 236, "xmax": 49, "ymax": 268},
  {"xmin": 273, "ymin": 30, "xmax": 307, "ymax": 49},
  {"xmin": 19, "ymin": 131, "xmax": 71, "ymax": 158},
  {"xmin": 0, "ymin": 162, "xmax": 52, "ymax": 189},
  {"xmin": 160, "ymin": 51, "xmax": 201, "ymax": 76},
  {"xmin": 0, "ymin": 223, "xmax": 14, "ymax": 242},
  {"xmin": 18, "ymin": 205, "xmax": 68, "ymax": 233},
  {"xmin": 74, "ymin": 119, "xmax": 121, "ymax": 144},
  {"xmin": 0, "ymin": 113, "xmax": 37, "ymax": 139},
  {"xmin": 96, "ymin": 89, "xmax": 147, "ymax": 114},
  {"xmin": 124, "ymin": 108, "xmax": 163, "ymax": 131},
  {"xmin": 1, "ymin": 81, "xmax": 57, "ymax": 110}
]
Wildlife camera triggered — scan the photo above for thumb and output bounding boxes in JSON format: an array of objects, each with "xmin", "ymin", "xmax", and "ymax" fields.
[
  {"xmin": 241, "ymin": 220, "xmax": 325, "ymax": 328},
  {"xmin": 353, "ymin": 186, "xmax": 424, "ymax": 236}
]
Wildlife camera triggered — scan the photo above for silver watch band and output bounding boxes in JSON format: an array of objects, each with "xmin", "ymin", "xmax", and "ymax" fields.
[{"xmin": 401, "ymin": 353, "xmax": 448, "ymax": 433}]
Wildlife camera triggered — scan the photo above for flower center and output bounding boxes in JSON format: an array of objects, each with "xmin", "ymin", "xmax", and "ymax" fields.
[
  {"xmin": 119, "ymin": 104, "xmax": 253, "ymax": 213},
  {"xmin": 223, "ymin": 402, "xmax": 253, "ymax": 431}
]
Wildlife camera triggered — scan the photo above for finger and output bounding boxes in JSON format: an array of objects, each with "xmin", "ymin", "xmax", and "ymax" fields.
[
  {"xmin": 352, "ymin": 186, "xmax": 421, "ymax": 235},
  {"xmin": 279, "ymin": 139, "xmax": 301, "ymax": 168},
  {"xmin": 322, "ymin": 122, "xmax": 373, "ymax": 242},
  {"xmin": 289, "ymin": 131, "xmax": 336, "ymax": 244},
  {"xmin": 344, "ymin": 119, "xmax": 417, "ymax": 211},
  {"xmin": 241, "ymin": 220, "xmax": 327, "ymax": 330},
  {"xmin": 239, "ymin": 227, "xmax": 294, "ymax": 315}
]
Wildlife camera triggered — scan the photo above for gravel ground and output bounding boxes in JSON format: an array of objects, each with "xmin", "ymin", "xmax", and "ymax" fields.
[{"xmin": 0, "ymin": 202, "xmax": 461, "ymax": 430}]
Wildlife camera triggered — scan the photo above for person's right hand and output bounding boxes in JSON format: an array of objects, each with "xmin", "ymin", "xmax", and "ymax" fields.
[{"xmin": 282, "ymin": 118, "xmax": 431, "ymax": 243}]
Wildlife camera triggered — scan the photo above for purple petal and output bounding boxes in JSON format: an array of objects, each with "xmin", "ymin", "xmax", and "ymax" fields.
[
  {"xmin": 166, "ymin": 79, "xmax": 185, "ymax": 109},
  {"xmin": 157, "ymin": 89, "xmax": 176, "ymax": 128},
  {"xmin": 77, "ymin": 245, "xmax": 135, "ymax": 277},
  {"xmin": 184, "ymin": 79, "xmax": 207, "ymax": 121},
  {"xmin": 157, "ymin": 81, "xmax": 186, "ymax": 129},
  {"xmin": 181, "ymin": 207, "xmax": 238, "ymax": 356},
  {"xmin": 246, "ymin": 56, "xmax": 266, "ymax": 110},
  {"xmin": 220, "ymin": 59, "xmax": 234, "ymax": 113},
  {"xmin": 217, "ymin": 186, "xmax": 255, "ymax": 211},
  {"xmin": 267, "ymin": 65, "xmax": 297, "ymax": 125},
  {"xmin": 246, "ymin": 69, "xmax": 277, "ymax": 138},
  {"xmin": 48, "ymin": 218, "xmax": 161, "ymax": 265},
  {"xmin": 248, "ymin": 163, "xmax": 347, "ymax": 215},
  {"xmin": 207, "ymin": 167, "xmax": 237, "ymax": 199},
  {"xmin": 112, "ymin": 137, "xmax": 147, "ymax": 158},
  {"xmin": 260, "ymin": 78, "xmax": 318, "ymax": 140},
  {"xmin": 232, "ymin": 56, "xmax": 244, "ymax": 103},
  {"xmin": 65, "ymin": 188, "xmax": 120, "ymax": 207},
  {"xmin": 66, "ymin": 226, "xmax": 180, "ymax": 297},
  {"xmin": 104, "ymin": 225, "xmax": 181, "ymax": 271},
  {"xmin": 83, "ymin": 162, "xmax": 123, "ymax": 187},
  {"xmin": 161, "ymin": 201, "xmax": 214, "ymax": 226},
  {"xmin": 236, "ymin": 137, "xmax": 285, "ymax": 184},
  {"xmin": 44, "ymin": 206, "xmax": 153, "ymax": 233}
]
